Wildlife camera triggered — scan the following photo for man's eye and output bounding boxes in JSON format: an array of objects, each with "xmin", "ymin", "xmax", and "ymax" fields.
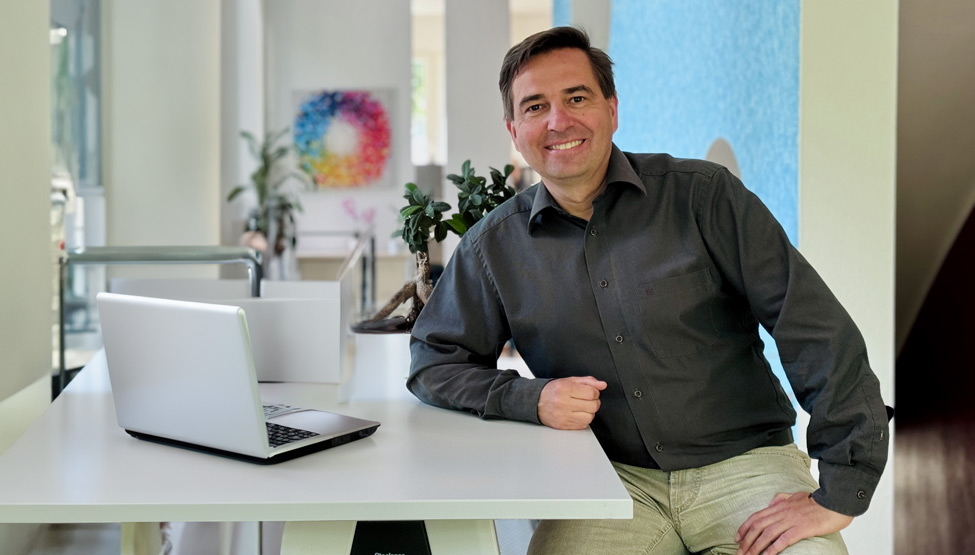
[
  {"xmin": 526, "ymin": 104, "xmax": 542, "ymax": 113},
  {"xmin": 570, "ymin": 96, "xmax": 585, "ymax": 103}
]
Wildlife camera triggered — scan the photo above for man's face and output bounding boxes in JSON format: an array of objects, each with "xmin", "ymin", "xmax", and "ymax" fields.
[{"xmin": 505, "ymin": 48, "xmax": 618, "ymax": 193}]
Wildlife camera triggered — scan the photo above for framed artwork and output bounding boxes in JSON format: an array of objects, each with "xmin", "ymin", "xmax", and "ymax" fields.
[{"xmin": 293, "ymin": 89, "xmax": 393, "ymax": 189}]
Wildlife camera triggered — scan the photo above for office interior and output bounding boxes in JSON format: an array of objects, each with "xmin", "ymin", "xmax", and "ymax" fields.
[{"xmin": 1, "ymin": 0, "xmax": 972, "ymax": 553}]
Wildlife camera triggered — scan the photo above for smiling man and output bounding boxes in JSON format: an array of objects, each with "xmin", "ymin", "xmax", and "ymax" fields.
[{"xmin": 407, "ymin": 27, "xmax": 889, "ymax": 555}]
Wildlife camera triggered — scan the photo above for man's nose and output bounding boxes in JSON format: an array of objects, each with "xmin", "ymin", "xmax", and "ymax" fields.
[{"xmin": 547, "ymin": 103, "xmax": 573, "ymax": 132}]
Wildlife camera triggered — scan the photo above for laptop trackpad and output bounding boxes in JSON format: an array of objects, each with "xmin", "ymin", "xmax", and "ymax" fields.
[{"xmin": 269, "ymin": 410, "xmax": 369, "ymax": 437}]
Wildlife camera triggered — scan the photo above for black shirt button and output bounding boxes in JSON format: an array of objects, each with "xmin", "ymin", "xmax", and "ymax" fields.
[
  {"xmin": 655, "ymin": 442, "xmax": 664, "ymax": 452},
  {"xmin": 856, "ymin": 490, "xmax": 867, "ymax": 500},
  {"xmin": 633, "ymin": 390, "xmax": 643, "ymax": 398},
  {"xmin": 615, "ymin": 335, "xmax": 624, "ymax": 343},
  {"xmin": 599, "ymin": 279, "xmax": 608, "ymax": 288},
  {"xmin": 589, "ymin": 227, "xmax": 598, "ymax": 236}
]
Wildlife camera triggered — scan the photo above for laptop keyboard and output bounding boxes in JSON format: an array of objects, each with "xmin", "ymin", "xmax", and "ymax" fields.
[{"xmin": 266, "ymin": 422, "xmax": 320, "ymax": 448}]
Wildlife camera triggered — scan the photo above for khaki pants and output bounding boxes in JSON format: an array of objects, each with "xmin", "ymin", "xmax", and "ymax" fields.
[{"xmin": 528, "ymin": 444, "xmax": 847, "ymax": 555}]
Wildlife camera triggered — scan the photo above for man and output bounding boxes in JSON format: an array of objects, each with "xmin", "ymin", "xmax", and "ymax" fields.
[{"xmin": 408, "ymin": 27, "xmax": 889, "ymax": 555}]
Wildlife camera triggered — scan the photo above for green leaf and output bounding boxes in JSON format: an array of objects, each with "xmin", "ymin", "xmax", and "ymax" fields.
[
  {"xmin": 401, "ymin": 205, "xmax": 422, "ymax": 217},
  {"xmin": 227, "ymin": 186, "xmax": 246, "ymax": 201},
  {"xmin": 434, "ymin": 223, "xmax": 448, "ymax": 242},
  {"xmin": 270, "ymin": 145, "xmax": 290, "ymax": 162}
]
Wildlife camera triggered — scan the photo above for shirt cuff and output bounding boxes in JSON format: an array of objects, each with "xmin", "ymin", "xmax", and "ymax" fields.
[
  {"xmin": 812, "ymin": 460, "xmax": 883, "ymax": 516},
  {"xmin": 495, "ymin": 376, "xmax": 551, "ymax": 425}
]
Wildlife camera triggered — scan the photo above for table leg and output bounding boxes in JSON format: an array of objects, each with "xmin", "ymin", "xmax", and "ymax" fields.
[
  {"xmin": 280, "ymin": 521, "xmax": 356, "ymax": 554},
  {"xmin": 120, "ymin": 522, "xmax": 162, "ymax": 555},
  {"xmin": 426, "ymin": 520, "xmax": 500, "ymax": 555},
  {"xmin": 279, "ymin": 520, "xmax": 499, "ymax": 555}
]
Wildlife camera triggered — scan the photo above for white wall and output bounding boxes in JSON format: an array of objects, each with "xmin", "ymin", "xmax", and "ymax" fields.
[
  {"xmin": 265, "ymin": 0, "xmax": 414, "ymax": 256},
  {"xmin": 799, "ymin": 2, "xmax": 897, "ymax": 553},
  {"xmin": 563, "ymin": 0, "xmax": 610, "ymax": 51},
  {"xmin": 0, "ymin": 2, "xmax": 53, "ymax": 551},
  {"xmin": 895, "ymin": 0, "xmax": 975, "ymax": 350},
  {"xmin": 442, "ymin": 0, "xmax": 511, "ymax": 260},
  {"xmin": 102, "ymin": 1, "xmax": 222, "ymax": 278}
]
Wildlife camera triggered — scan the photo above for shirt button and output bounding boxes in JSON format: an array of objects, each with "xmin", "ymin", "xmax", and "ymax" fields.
[
  {"xmin": 599, "ymin": 279, "xmax": 608, "ymax": 288},
  {"xmin": 615, "ymin": 335, "xmax": 624, "ymax": 343},
  {"xmin": 856, "ymin": 490, "xmax": 867, "ymax": 500},
  {"xmin": 589, "ymin": 227, "xmax": 598, "ymax": 236},
  {"xmin": 633, "ymin": 390, "xmax": 643, "ymax": 398},
  {"xmin": 655, "ymin": 442, "xmax": 664, "ymax": 452}
]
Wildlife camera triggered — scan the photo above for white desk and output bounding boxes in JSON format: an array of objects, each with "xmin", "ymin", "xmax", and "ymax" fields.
[{"xmin": 0, "ymin": 352, "xmax": 631, "ymax": 553}]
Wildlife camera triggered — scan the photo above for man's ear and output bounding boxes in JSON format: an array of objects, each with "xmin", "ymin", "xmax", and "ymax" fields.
[
  {"xmin": 505, "ymin": 118, "xmax": 518, "ymax": 142},
  {"xmin": 610, "ymin": 95, "xmax": 619, "ymax": 132}
]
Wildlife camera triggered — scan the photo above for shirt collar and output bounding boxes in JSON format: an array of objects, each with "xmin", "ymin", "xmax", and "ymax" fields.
[{"xmin": 528, "ymin": 144, "xmax": 646, "ymax": 232}]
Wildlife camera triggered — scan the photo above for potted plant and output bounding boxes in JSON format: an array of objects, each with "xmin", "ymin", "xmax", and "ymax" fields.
[
  {"xmin": 352, "ymin": 161, "xmax": 515, "ymax": 333},
  {"xmin": 228, "ymin": 127, "xmax": 310, "ymax": 260}
]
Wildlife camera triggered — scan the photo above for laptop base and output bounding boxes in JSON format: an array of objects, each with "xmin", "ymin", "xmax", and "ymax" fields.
[{"xmin": 126, "ymin": 425, "xmax": 379, "ymax": 465}]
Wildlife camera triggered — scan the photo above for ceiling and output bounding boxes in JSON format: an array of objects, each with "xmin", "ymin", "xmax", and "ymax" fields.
[{"xmin": 411, "ymin": 0, "xmax": 551, "ymax": 17}]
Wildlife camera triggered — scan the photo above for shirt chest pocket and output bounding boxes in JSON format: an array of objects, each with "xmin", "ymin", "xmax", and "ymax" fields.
[{"xmin": 638, "ymin": 268, "xmax": 722, "ymax": 358}]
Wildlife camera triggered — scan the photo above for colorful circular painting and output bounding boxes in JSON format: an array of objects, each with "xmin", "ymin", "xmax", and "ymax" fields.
[{"xmin": 293, "ymin": 90, "xmax": 391, "ymax": 188}]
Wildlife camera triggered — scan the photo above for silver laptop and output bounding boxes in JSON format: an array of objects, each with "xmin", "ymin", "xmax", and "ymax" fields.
[{"xmin": 96, "ymin": 292, "xmax": 380, "ymax": 464}]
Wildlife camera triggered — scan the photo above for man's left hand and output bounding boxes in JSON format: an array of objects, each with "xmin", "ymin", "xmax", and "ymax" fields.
[{"xmin": 734, "ymin": 491, "xmax": 853, "ymax": 555}]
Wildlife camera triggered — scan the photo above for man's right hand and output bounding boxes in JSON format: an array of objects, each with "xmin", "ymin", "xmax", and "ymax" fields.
[{"xmin": 537, "ymin": 376, "xmax": 608, "ymax": 430}]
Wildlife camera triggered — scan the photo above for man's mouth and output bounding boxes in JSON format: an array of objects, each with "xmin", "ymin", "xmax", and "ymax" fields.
[{"xmin": 546, "ymin": 139, "xmax": 584, "ymax": 151}]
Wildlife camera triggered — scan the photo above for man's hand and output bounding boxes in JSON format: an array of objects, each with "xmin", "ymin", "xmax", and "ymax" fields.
[
  {"xmin": 537, "ymin": 376, "xmax": 607, "ymax": 430},
  {"xmin": 735, "ymin": 492, "xmax": 853, "ymax": 555}
]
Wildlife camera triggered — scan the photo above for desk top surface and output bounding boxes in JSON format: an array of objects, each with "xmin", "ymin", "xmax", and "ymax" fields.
[{"xmin": 0, "ymin": 352, "xmax": 631, "ymax": 523}]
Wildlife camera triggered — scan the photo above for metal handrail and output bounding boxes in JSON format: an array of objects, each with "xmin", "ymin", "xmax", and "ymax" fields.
[{"xmin": 57, "ymin": 246, "xmax": 263, "ymax": 394}]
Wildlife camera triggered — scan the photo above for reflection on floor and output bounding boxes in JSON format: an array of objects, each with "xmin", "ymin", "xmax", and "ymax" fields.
[{"xmin": 895, "ymin": 410, "xmax": 975, "ymax": 553}]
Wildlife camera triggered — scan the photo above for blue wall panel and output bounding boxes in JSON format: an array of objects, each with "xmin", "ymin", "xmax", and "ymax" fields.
[
  {"xmin": 553, "ymin": 0, "xmax": 572, "ymax": 27},
  {"xmin": 609, "ymin": 0, "xmax": 800, "ymax": 243},
  {"xmin": 608, "ymin": 0, "xmax": 802, "ymax": 417}
]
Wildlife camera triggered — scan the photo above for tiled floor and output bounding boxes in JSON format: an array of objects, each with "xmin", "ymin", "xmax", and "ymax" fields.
[
  {"xmin": 23, "ymin": 521, "xmax": 533, "ymax": 554},
  {"xmin": 28, "ymin": 523, "xmax": 120, "ymax": 555}
]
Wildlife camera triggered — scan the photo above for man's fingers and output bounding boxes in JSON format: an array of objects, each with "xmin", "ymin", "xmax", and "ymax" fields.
[
  {"xmin": 563, "ymin": 376, "xmax": 608, "ymax": 400},
  {"xmin": 737, "ymin": 518, "xmax": 787, "ymax": 555},
  {"xmin": 735, "ymin": 491, "xmax": 854, "ymax": 555}
]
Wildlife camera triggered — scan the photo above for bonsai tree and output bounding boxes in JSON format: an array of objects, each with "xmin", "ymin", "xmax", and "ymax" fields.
[
  {"xmin": 228, "ymin": 127, "xmax": 309, "ymax": 256},
  {"xmin": 352, "ymin": 161, "xmax": 515, "ymax": 333}
]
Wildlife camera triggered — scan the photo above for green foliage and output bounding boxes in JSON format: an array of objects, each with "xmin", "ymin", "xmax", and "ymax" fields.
[
  {"xmin": 398, "ymin": 183, "xmax": 452, "ymax": 254},
  {"xmin": 395, "ymin": 160, "xmax": 516, "ymax": 254},
  {"xmin": 445, "ymin": 161, "xmax": 516, "ymax": 235},
  {"xmin": 227, "ymin": 127, "xmax": 309, "ymax": 237}
]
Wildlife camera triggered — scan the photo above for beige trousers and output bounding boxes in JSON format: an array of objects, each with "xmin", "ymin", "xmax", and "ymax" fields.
[{"xmin": 528, "ymin": 444, "xmax": 848, "ymax": 555}]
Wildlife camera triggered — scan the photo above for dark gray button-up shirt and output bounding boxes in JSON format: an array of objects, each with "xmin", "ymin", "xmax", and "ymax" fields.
[{"xmin": 408, "ymin": 145, "xmax": 889, "ymax": 517}]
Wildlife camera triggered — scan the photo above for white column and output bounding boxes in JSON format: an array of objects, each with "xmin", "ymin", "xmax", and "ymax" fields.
[
  {"xmin": 799, "ymin": 2, "xmax": 897, "ymax": 553},
  {"xmin": 0, "ymin": 3, "xmax": 53, "ymax": 551},
  {"xmin": 102, "ymin": 1, "xmax": 222, "ymax": 278},
  {"xmin": 442, "ymin": 0, "xmax": 511, "ymax": 261},
  {"xmin": 220, "ymin": 0, "xmax": 265, "ymax": 276},
  {"xmin": 0, "ymin": 1, "xmax": 53, "ymax": 402}
]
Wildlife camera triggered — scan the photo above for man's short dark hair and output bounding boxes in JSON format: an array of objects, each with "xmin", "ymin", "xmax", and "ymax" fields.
[{"xmin": 499, "ymin": 26, "xmax": 616, "ymax": 121}]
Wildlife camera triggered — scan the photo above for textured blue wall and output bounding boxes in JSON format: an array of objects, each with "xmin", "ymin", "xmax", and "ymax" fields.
[
  {"xmin": 609, "ymin": 0, "xmax": 800, "ymax": 243},
  {"xmin": 608, "ymin": 0, "xmax": 801, "ymax": 411},
  {"xmin": 553, "ymin": 0, "xmax": 572, "ymax": 27}
]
